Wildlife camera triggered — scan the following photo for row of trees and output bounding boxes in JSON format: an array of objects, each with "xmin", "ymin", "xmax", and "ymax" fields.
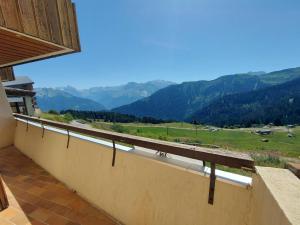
[{"xmin": 59, "ymin": 110, "xmax": 173, "ymax": 124}]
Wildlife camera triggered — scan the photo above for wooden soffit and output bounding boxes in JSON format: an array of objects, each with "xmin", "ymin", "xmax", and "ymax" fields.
[{"xmin": 0, "ymin": 0, "xmax": 81, "ymax": 68}]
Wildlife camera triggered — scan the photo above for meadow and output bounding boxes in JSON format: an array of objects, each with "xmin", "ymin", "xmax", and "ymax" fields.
[
  {"xmin": 93, "ymin": 122, "xmax": 300, "ymax": 157},
  {"xmin": 92, "ymin": 121, "xmax": 300, "ymax": 169}
]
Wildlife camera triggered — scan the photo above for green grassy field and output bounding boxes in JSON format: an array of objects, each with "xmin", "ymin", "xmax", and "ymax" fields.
[
  {"xmin": 92, "ymin": 121, "xmax": 300, "ymax": 170},
  {"xmin": 40, "ymin": 112, "xmax": 74, "ymax": 124},
  {"xmin": 93, "ymin": 122, "xmax": 300, "ymax": 158}
]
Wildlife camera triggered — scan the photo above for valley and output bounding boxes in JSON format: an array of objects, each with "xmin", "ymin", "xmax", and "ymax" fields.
[{"xmin": 37, "ymin": 66, "xmax": 300, "ymax": 171}]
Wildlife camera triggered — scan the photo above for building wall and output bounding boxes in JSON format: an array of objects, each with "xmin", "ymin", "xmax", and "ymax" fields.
[
  {"xmin": 248, "ymin": 167, "xmax": 299, "ymax": 225},
  {"xmin": 24, "ymin": 96, "xmax": 35, "ymax": 116},
  {"xmin": 0, "ymin": 82, "xmax": 15, "ymax": 149},
  {"xmin": 14, "ymin": 121, "xmax": 252, "ymax": 225},
  {"xmin": 0, "ymin": 67, "xmax": 15, "ymax": 81}
]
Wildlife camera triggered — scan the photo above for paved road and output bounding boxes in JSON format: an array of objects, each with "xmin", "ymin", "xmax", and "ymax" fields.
[{"xmin": 70, "ymin": 120, "xmax": 93, "ymax": 129}]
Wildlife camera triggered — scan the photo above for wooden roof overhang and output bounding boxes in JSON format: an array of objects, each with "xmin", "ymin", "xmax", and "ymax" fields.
[{"xmin": 0, "ymin": 0, "xmax": 80, "ymax": 68}]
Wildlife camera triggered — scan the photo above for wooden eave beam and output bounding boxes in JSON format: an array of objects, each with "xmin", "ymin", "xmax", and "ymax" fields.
[{"xmin": 5, "ymin": 87, "xmax": 35, "ymax": 97}]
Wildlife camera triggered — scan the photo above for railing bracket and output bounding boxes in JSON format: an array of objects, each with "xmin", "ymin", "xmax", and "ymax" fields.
[
  {"xmin": 41, "ymin": 123, "xmax": 45, "ymax": 138},
  {"xmin": 156, "ymin": 151, "xmax": 168, "ymax": 158},
  {"xmin": 112, "ymin": 140, "xmax": 117, "ymax": 167},
  {"xmin": 26, "ymin": 120, "xmax": 29, "ymax": 132},
  {"xmin": 208, "ymin": 163, "xmax": 216, "ymax": 205},
  {"xmin": 66, "ymin": 130, "xmax": 70, "ymax": 149}
]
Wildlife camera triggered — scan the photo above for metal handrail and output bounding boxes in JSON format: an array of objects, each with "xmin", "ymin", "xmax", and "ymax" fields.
[{"xmin": 14, "ymin": 113, "xmax": 255, "ymax": 172}]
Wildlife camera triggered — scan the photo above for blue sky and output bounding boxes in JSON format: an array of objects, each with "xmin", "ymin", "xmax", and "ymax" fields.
[{"xmin": 15, "ymin": 0, "xmax": 300, "ymax": 89}]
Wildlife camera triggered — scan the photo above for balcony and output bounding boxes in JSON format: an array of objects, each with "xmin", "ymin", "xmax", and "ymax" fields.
[
  {"xmin": 0, "ymin": 1, "xmax": 299, "ymax": 224},
  {"xmin": 0, "ymin": 113, "xmax": 297, "ymax": 225}
]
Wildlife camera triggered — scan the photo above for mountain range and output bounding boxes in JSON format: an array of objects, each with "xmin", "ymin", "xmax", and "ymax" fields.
[
  {"xmin": 36, "ymin": 67, "xmax": 300, "ymax": 126},
  {"xmin": 114, "ymin": 67, "xmax": 300, "ymax": 124},
  {"xmin": 36, "ymin": 80, "xmax": 174, "ymax": 111}
]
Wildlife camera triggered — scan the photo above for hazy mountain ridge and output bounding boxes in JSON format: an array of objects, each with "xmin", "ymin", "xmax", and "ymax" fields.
[
  {"xmin": 36, "ymin": 88, "xmax": 105, "ymax": 112},
  {"xmin": 56, "ymin": 80, "xmax": 175, "ymax": 109},
  {"xmin": 113, "ymin": 67, "xmax": 300, "ymax": 121}
]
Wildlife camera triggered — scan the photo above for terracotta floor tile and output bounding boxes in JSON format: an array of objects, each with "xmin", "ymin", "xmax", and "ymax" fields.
[
  {"xmin": 34, "ymin": 200, "xmax": 55, "ymax": 211},
  {"xmin": 25, "ymin": 217, "xmax": 47, "ymax": 225},
  {"xmin": 16, "ymin": 201, "xmax": 36, "ymax": 215},
  {"xmin": 39, "ymin": 192, "xmax": 57, "ymax": 201},
  {"xmin": 15, "ymin": 192, "xmax": 41, "ymax": 205},
  {"xmin": 15, "ymin": 176, "xmax": 30, "ymax": 183},
  {"xmin": 63, "ymin": 211, "xmax": 86, "ymax": 224},
  {"xmin": 82, "ymin": 215, "xmax": 116, "ymax": 225},
  {"xmin": 29, "ymin": 209, "xmax": 51, "ymax": 222},
  {"xmin": 49, "ymin": 204, "xmax": 71, "ymax": 217},
  {"xmin": 65, "ymin": 222, "xmax": 80, "ymax": 225},
  {"xmin": 51, "ymin": 196, "xmax": 74, "ymax": 207},
  {"xmin": 67, "ymin": 198, "xmax": 90, "ymax": 212},
  {"xmin": 45, "ymin": 214, "xmax": 72, "ymax": 225},
  {"xmin": 26, "ymin": 187, "xmax": 46, "ymax": 197}
]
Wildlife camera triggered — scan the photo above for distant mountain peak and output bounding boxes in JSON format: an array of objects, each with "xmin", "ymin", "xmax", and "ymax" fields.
[{"xmin": 36, "ymin": 80, "xmax": 175, "ymax": 110}]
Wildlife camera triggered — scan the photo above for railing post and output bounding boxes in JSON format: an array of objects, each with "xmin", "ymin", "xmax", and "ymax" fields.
[
  {"xmin": 112, "ymin": 140, "xmax": 117, "ymax": 167},
  {"xmin": 26, "ymin": 120, "xmax": 29, "ymax": 132},
  {"xmin": 208, "ymin": 163, "xmax": 216, "ymax": 205}
]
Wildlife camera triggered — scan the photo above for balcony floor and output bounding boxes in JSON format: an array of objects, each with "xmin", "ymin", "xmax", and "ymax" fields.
[{"xmin": 0, "ymin": 146, "xmax": 119, "ymax": 225}]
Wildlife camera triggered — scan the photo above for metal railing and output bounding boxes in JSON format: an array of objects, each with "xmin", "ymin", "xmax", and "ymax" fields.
[
  {"xmin": 14, "ymin": 113, "xmax": 254, "ymax": 170},
  {"xmin": 14, "ymin": 113, "xmax": 255, "ymax": 204}
]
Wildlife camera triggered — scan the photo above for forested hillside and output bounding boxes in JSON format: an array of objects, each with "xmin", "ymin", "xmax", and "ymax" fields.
[
  {"xmin": 114, "ymin": 67, "xmax": 300, "ymax": 121},
  {"xmin": 190, "ymin": 78, "xmax": 300, "ymax": 126}
]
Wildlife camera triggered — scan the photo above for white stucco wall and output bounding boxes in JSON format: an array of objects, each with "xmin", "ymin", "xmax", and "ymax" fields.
[{"xmin": 0, "ymin": 81, "xmax": 15, "ymax": 148}]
